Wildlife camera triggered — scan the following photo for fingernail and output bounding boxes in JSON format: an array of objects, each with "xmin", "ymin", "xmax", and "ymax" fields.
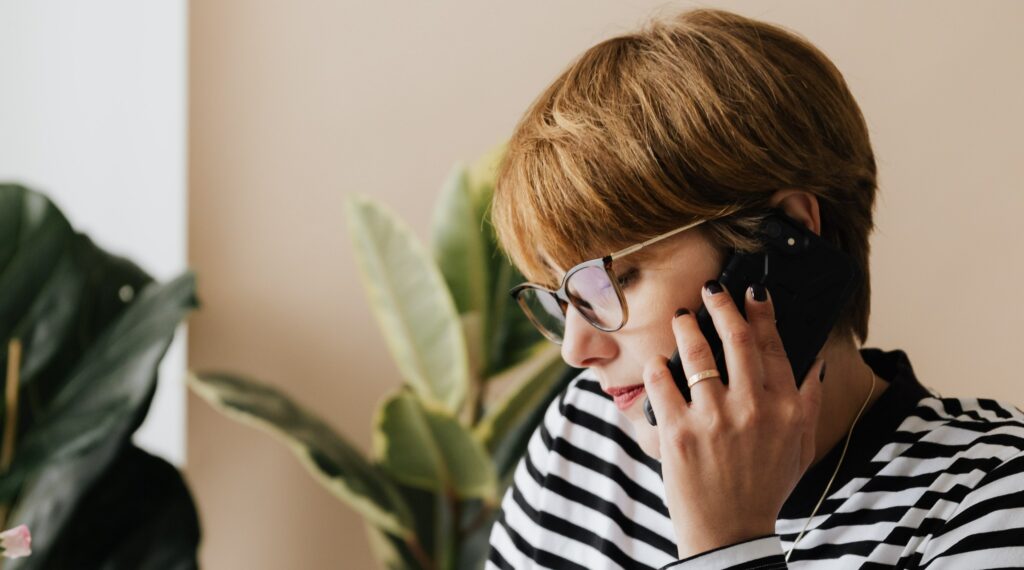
[
  {"xmin": 819, "ymin": 361, "xmax": 827, "ymax": 383},
  {"xmin": 749, "ymin": 283, "xmax": 767, "ymax": 302},
  {"xmin": 704, "ymin": 280, "xmax": 723, "ymax": 295},
  {"xmin": 674, "ymin": 308, "xmax": 689, "ymax": 318}
]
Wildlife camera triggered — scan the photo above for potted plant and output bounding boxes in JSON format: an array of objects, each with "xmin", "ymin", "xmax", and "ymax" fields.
[
  {"xmin": 189, "ymin": 143, "xmax": 576, "ymax": 569},
  {"xmin": 0, "ymin": 184, "xmax": 201, "ymax": 569}
]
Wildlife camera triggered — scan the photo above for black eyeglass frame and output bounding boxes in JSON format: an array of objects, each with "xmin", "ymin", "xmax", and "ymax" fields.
[
  {"xmin": 509, "ymin": 256, "xmax": 622, "ymax": 344},
  {"xmin": 508, "ymin": 215, "xmax": 716, "ymax": 345}
]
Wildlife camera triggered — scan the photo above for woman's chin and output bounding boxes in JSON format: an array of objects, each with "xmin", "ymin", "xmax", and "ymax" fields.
[
  {"xmin": 617, "ymin": 406, "xmax": 662, "ymax": 459},
  {"xmin": 633, "ymin": 418, "xmax": 662, "ymax": 460}
]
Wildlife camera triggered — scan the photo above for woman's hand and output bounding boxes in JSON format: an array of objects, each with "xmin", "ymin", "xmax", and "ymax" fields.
[{"xmin": 641, "ymin": 280, "xmax": 825, "ymax": 559}]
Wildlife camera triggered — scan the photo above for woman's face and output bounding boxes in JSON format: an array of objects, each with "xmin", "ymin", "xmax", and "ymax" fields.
[{"xmin": 550, "ymin": 228, "xmax": 727, "ymax": 459}]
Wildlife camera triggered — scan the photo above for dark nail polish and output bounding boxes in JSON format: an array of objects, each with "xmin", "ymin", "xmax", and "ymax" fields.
[
  {"xmin": 674, "ymin": 308, "xmax": 690, "ymax": 318},
  {"xmin": 819, "ymin": 361, "xmax": 827, "ymax": 383},
  {"xmin": 704, "ymin": 280, "xmax": 723, "ymax": 295},
  {"xmin": 750, "ymin": 283, "xmax": 767, "ymax": 302}
]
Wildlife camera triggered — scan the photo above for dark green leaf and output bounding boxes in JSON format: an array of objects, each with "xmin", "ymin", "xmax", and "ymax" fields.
[
  {"xmin": 431, "ymin": 163, "xmax": 489, "ymax": 319},
  {"xmin": 8, "ymin": 444, "xmax": 200, "ymax": 570},
  {"xmin": 1, "ymin": 272, "xmax": 197, "ymax": 502},
  {"xmin": 0, "ymin": 184, "xmax": 75, "ymax": 349}
]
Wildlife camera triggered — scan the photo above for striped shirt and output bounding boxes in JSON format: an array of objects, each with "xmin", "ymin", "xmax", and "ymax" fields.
[{"xmin": 486, "ymin": 347, "xmax": 1024, "ymax": 569}]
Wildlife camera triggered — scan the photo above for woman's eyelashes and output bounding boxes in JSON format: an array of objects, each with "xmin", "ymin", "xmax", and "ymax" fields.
[{"xmin": 616, "ymin": 267, "xmax": 639, "ymax": 288}]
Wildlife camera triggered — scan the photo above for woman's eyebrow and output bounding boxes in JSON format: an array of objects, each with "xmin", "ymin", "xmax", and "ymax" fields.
[{"xmin": 622, "ymin": 246, "xmax": 657, "ymax": 265}]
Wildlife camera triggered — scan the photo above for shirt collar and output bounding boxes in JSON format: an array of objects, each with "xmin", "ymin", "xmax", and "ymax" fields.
[{"xmin": 779, "ymin": 346, "xmax": 932, "ymax": 519}]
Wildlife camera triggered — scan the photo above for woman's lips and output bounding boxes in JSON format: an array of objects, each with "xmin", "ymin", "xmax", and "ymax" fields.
[{"xmin": 605, "ymin": 384, "xmax": 646, "ymax": 410}]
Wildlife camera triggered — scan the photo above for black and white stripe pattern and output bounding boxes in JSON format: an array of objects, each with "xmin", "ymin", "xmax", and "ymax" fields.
[{"xmin": 486, "ymin": 348, "xmax": 1024, "ymax": 569}]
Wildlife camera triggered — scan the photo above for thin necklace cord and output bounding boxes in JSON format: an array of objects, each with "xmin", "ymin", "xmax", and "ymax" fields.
[{"xmin": 785, "ymin": 366, "xmax": 877, "ymax": 562}]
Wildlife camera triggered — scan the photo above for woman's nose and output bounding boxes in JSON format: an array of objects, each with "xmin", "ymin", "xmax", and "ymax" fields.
[{"xmin": 560, "ymin": 305, "xmax": 616, "ymax": 368}]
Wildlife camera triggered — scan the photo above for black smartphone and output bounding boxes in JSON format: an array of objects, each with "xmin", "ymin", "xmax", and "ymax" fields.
[{"xmin": 643, "ymin": 208, "xmax": 860, "ymax": 426}]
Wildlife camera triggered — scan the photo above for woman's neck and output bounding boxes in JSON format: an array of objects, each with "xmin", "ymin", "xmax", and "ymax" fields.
[{"xmin": 812, "ymin": 338, "xmax": 890, "ymax": 467}]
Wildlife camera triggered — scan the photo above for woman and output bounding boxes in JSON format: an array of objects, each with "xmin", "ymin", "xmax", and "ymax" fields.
[{"xmin": 485, "ymin": 8, "xmax": 1024, "ymax": 569}]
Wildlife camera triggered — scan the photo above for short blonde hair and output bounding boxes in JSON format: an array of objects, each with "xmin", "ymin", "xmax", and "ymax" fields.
[{"xmin": 490, "ymin": 8, "xmax": 877, "ymax": 344}]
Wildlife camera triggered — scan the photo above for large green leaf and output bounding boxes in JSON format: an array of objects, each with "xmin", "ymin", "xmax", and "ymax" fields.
[
  {"xmin": 431, "ymin": 165, "xmax": 491, "ymax": 394},
  {"xmin": 0, "ymin": 272, "xmax": 197, "ymax": 502},
  {"xmin": 12, "ymin": 242, "xmax": 87, "ymax": 394},
  {"xmin": 8, "ymin": 443, "xmax": 200, "ymax": 570},
  {"xmin": 430, "ymin": 163, "xmax": 489, "ymax": 319},
  {"xmin": 1, "ymin": 185, "xmax": 158, "ymax": 426},
  {"xmin": 189, "ymin": 372, "xmax": 414, "ymax": 537},
  {"xmin": 0, "ymin": 184, "xmax": 75, "ymax": 348},
  {"xmin": 373, "ymin": 389, "xmax": 497, "ymax": 501},
  {"xmin": 345, "ymin": 195, "xmax": 469, "ymax": 414}
]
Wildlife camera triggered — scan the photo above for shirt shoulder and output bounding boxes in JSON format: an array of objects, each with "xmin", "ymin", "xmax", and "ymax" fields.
[
  {"xmin": 901, "ymin": 393, "xmax": 1024, "ymax": 462},
  {"xmin": 900, "ymin": 394, "xmax": 1024, "ymax": 567},
  {"xmin": 487, "ymin": 368, "xmax": 680, "ymax": 569}
]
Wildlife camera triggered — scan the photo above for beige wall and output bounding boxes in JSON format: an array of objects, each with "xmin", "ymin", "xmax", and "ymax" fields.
[{"xmin": 186, "ymin": 1, "xmax": 1024, "ymax": 568}]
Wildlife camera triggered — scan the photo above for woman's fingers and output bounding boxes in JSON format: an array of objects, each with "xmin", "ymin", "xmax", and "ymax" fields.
[
  {"xmin": 671, "ymin": 306, "xmax": 727, "ymax": 406},
  {"xmin": 700, "ymin": 280, "xmax": 763, "ymax": 396},
  {"xmin": 642, "ymin": 354, "xmax": 689, "ymax": 432},
  {"xmin": 743, "ymin": 283, "xmax": 795, "ymax": 393}
]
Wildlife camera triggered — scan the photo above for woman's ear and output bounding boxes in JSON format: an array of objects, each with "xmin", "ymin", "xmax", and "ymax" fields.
[{"xmin": 768, "ymin": 189, "xmax": 821, "ymax": 236}]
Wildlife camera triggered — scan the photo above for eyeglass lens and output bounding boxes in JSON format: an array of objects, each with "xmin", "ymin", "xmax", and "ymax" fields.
[{"xmin": 517, "ymin": 265, "xmax": 624, "ymax": 341}]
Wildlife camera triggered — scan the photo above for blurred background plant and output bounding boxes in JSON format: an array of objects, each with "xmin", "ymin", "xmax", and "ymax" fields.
[
  {"xmin": 189, "ymin": 143, "xmax": 578, "ymax": 570},
  {"xmin": 0, "ymin": 184, "xmax": 201, "ymax": 569}
]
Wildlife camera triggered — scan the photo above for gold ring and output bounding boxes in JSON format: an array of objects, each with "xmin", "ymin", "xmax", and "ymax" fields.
[{"xmin": 687, "ymin": 369, "xmax": 721, "ymax": 389}]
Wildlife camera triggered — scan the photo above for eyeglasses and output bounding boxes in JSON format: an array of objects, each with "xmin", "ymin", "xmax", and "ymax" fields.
[{"xmin": 509, "ymin": 215, "xmax": 720, "ymax": 345}]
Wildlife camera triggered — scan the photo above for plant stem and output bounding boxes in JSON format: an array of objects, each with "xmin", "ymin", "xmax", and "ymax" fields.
[
  {"xmin": 404, "ymin": 532, "xmax": 435, "ymax": 570},
  {"xmin": 0, "ymin": 338, "xmax": 22, "ymax": 532},
  {"xmin": 2, "ymin": 339, "xmax": 22, "ymax": 472}
]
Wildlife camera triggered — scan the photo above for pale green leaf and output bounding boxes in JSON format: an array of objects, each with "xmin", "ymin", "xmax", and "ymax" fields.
[
  {"xmin": 345, "ymin": 194, "xmax": 469, "ymax": 413},
  {"xmin": 373, "ymin": 389, "xmax": 497, "ymax": 501}
]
